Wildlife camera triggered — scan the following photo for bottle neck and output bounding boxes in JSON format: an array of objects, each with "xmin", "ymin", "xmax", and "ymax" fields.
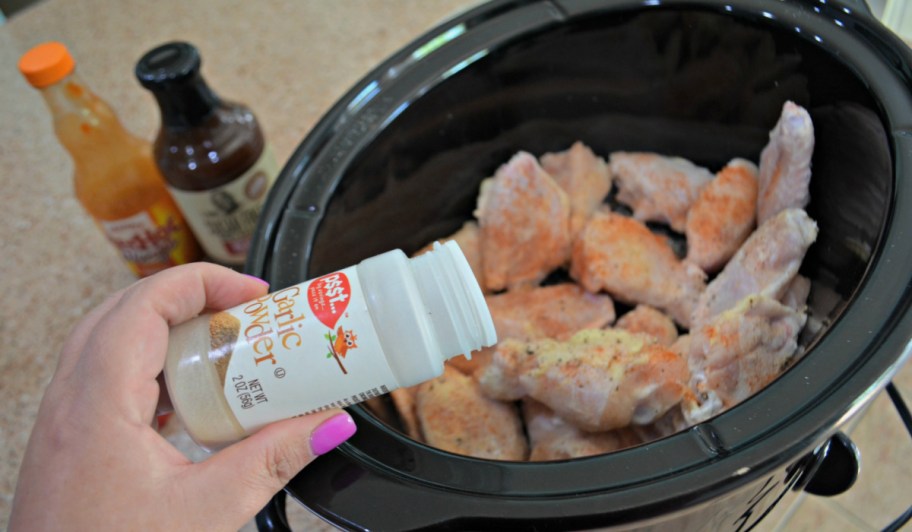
[
  {"xmin": 40, "ymin": 71, "xmax": 114, "ymax": 122},
  {"xmin": 38, "ymin": 71, "xmax": 138, "ymax": 163},
  {"xmin": 408, "ymin": 241, "xmax": 497, "ymax": 361},
  {"xmin": 149, "ymin": 73, "xmax": 221, "ymax": 129}
]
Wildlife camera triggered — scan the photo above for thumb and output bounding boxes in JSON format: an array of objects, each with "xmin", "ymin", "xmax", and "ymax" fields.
[{"xmin": 181, "ymin": 410, "xmax": 356, "ymax": 529}]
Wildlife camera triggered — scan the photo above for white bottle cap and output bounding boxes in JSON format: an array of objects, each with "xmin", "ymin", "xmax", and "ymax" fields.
[{"xmin": 409, "ymin": 241, "xmax": 497, "ymax": 360}]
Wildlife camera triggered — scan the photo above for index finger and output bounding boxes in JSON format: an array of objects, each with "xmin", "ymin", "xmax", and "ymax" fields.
[{"xmin": 78, "ymin": 263, "xmax": 270, "ymax": 394}]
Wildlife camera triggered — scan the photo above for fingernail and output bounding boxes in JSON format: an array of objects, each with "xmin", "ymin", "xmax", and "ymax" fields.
[
  {"xmin": 310, "ymin": 412, "xmax": 357, "ymax": 456},
  {"xmin": 243, "ymin": 273, "xmax": 270, "ymax": 288}
]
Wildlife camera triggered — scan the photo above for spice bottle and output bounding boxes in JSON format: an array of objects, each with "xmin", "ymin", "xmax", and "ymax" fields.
[
  {"xmin": 135, "ymin": 42, "xmax": 279, "ymax": 266},
  {"xmin": 18, "ymin": 42, "xmax": 201, "ymax": 277},
  {"xmin": 163, "ymin": 241, "xmax": 496, "ymax": 450}
]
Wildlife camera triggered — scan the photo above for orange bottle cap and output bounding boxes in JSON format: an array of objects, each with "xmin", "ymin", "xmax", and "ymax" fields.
[{"xmin": 19, "ymin": 41, "xmax": 76, "ymax": 88}]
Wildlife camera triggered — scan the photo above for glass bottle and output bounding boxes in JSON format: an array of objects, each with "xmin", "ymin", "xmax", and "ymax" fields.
[
  {"xmin": 19, "ymin": 41, "xmax": 201, "ymax": 277},
  {"xmin": 135, "ymin": 42, "xmax": 279, "ymax": 267}
]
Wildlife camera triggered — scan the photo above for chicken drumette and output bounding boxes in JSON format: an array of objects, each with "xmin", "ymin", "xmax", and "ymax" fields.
[
  {"xmin": 610, "ymin": 151, "xmax": 713, "ymax": 232},
  {"xmin": 476, "ymin": 151, "xmax": 572, "ymax": 291},
  {"xmin": 757, "ymin": 101, "xmax": 814, "ymax": 224},
  {"xmin": 686, "ymin": 158, "xmax": 758, "ymax": 273},
  {"xmin": 477, "ymin": 329, "xmax": 690, "ymax": 432},
  {"xmin": 540, "ymin": 141, "xmax": 613, "ymax": 237},
  {"xmin": 571, "ymin": 210, "xmax": 706, "ymax": 328},
  {"xmin": 691, "ymin": 208, "xmax": 817, "ymax": 327}
]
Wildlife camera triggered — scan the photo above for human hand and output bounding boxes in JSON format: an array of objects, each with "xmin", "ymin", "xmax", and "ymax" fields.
[{"xmin": 10, "ymin": 263, "xmax": 356, "ymax": 531}]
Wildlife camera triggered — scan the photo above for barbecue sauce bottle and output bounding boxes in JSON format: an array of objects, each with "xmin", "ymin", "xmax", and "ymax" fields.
[{"xmin": 135, "ymin": 42, "xmax": 279, "ymax": 267}]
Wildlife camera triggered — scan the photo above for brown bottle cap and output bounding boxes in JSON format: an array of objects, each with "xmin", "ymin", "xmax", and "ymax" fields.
[{"xmin": 19, "ymin": 41, "xmax": 76, "ymax": 88}]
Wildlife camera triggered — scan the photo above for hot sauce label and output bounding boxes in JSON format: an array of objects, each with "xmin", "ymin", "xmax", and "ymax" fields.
[
  {"xmin": 98, "ymin": 199, "xmax": 200, "ymax": 277},
  {"xmin": 168, "ymin": 145, "xmax": 279, "ymax": 265},
  {"xmin": 215, "ymin": 266, "xmax": 396, "ymax": 433}
]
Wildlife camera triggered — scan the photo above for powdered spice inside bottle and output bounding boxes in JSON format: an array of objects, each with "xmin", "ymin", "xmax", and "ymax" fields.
[{"xmin": 162, "ymin": 241, "xmax": 497, "ymax": 450}]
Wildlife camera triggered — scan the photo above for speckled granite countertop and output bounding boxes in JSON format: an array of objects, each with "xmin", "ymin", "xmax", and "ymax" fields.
[
  {"xmin": 0, "ymin": 2, "xmax": 475, "ymax": 530},
  {"xmin": 0, "ymin": 1, "xmax": 909, "ymax": 531}
]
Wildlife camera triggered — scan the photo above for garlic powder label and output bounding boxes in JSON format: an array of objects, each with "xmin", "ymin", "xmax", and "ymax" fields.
[{"xmin": 213, "ymin": 266, "xmax": 397, "ymax": 432}]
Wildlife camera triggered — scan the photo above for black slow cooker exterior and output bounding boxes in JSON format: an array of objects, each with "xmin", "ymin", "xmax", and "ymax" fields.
[{"xmin": 248, "ymin": 0, "xmax": 912, "ymax": 529}]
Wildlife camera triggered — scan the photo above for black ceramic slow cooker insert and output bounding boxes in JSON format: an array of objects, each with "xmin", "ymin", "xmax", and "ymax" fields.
[{"xmin": 248, "ymin": 0, "xmax": 912, "ymax": 529}]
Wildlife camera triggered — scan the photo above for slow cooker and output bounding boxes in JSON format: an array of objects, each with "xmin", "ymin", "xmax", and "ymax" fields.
[{"xmin": 247, "ymin": 0, "xmax": 912, "ymax": 529}]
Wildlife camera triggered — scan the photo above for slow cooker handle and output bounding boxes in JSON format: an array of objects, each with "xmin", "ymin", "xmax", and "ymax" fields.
[
  {"xmin": 796, "ymin": 432, "xmax": 859, "ymax": 496},
  {"xmin": 795, "ymin": 382, "xmax": 912, "ymax": 532},
  {"xmin": 255, "ymin": 491, "xmax": 290, "ymax": 532}
]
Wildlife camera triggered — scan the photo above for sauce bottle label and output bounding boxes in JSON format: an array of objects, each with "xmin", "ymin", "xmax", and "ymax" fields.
[
  {"xmin": 213, "ymin": 265, "xmax": 397, "ymax": 433},
  {"xmin": 98, "ymin": 199, "xmax": 199, "ymax": 277},
  {"xmin": 168, "ymin": 145, "xmax": 280, "ymax": 265}
]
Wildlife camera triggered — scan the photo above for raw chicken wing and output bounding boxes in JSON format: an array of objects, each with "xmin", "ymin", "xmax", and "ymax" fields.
[
  {"xmin": 781, "ymin": 274, "xmax": 811, "ymax": 311},
  {"xmin": 448, "ymin": 283, "xmax": 616, "ymax": 375},
  {"xmin": 476, "ymin": 151, "xmax": 572, "ymax": 291},
  {"xmin": 523, "ymin": 399, "xmax": 641, "ymax": 461},
  {"xmin": 691, "ymin": 208, "xmax": 817, "ymax": 327},
  {"xmin": 571, "ymin": 210, "xmax": 706, "ymax": 327},
  {"xmin": 540, "ymin": 141, "xmax": 613, "ymax": 237},
  {"xmin": 686, "ymin": 158, "xmax": 759, "ymax": 273},
  {"xmin": 757, "ymin": 101, "xmax": 814, "ymax": 223},
  {"xmin": 616, "ymin": 304, "xmax": 679, "ymax": 346},
  {"xmin": 416, "ymin": 365, "xmax": 528, "ymax": 460},
  {"xmin": 488, "ymin": 283, "xmax": 615, "ymax": 340},
  {"xmin": 683, "ymin": 294, "xmax": 807, "ymax": 424},
  {"xmin": 389, "ymin": 387, "xmax": 421, "ymax": 440},
  {"xmin": 477, "ymin": 329, "xmax": 691, "ymax": 431},
  {"xmin": 610, "ymin": 152, "xmax": 713, "ymax": 232}
]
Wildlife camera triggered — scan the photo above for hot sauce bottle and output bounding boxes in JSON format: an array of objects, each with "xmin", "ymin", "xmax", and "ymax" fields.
[
  {"xmin": 18, "ymin": 42, "xmax": 202, "ymax": 277},
  {"xmin": 135, "ymin": 42, "xmax": 279, "ymax": 267}
]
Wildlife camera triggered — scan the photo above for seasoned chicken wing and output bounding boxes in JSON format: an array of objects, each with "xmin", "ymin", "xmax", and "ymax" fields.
[
  {"xmin": 571, "ymin": 210, "xmax": 706, "ymax": 327},
  {"xmin": 523, "ymin": 399, "xmax": 641, "ymax": 461},
  {"xmin": 610, "ymin": 152, "xmax": 713, "ymax": 232},
  {"xmin": 686, "ymin": 158, "xmax": 759, "ymax": 273},
  {"xmin": 476, "ymin": 151, "xmax": 572, "ymax": 291},
  {"xmin": 416, "ymin": 365, "xmax": 528, "ymax": 460},
  {"xmin": 540, "ymin": 141, "xmax": 613, "ymax": 237},
  {"xmin": 691, "ymin": 208, "xmax": 817, "ymax": 327},
  {"xmin": 683, "ymin": 294, "xmax": 807, "ymax": 425},
  {"xmin": 389, "ymin": 387, "xmax": 421, "ymax": 440},
  {"xmin": 477, "ymin": 329, "xmax": 691, "ymax": 432},
  {"xmin": 757, "ymin": 101, "xmax": 814, "ymax": 224},
  {"xmin": 416, "ymin": 221, "xmax": 485, "ymax": 291},
  {"xmin": 448, "ymin": 283, "xmax": 616, "ymax": 375},
  {"xmin": 781, "ymin": 274, "xmax": 811, "ymax": 311},
  {"xmin": 487, "ymin": 283, "xmax": 616, "ymax": 341},
  {"xmin": 616, "ymin": 304, "xmax": 678, "ymax": 346}
]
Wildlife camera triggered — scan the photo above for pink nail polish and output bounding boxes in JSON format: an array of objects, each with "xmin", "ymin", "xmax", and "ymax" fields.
[
  {"xmin": 242, "ymin": 273, "xmax": 270, "ymax": 288},
  {"xmin": 310, "ymin": 412, "xmax": 357, "ymax": 455}
]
